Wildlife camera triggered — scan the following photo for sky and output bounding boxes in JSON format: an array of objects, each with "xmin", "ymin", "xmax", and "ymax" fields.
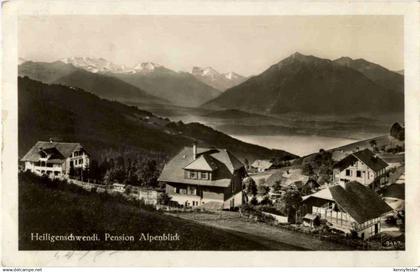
[{"xmin": 19, "ymin": 15, "xmax": 403, "ymax": 76}]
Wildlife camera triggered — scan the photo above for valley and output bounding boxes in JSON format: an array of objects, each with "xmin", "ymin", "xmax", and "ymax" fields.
[
  {"xmin": 19, "ymin": 52, "xmax": 404, "ymax": 159},
  {"xmin": 128, "ymin": 101, "xmax": 402, "ymax": 156}
]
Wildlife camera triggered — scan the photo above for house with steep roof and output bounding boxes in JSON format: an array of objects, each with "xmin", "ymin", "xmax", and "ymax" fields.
[
  {"xmin": 302, "ymin": 181, "xmax": 392, "ymax": 239},
  {"xmin": 158, "ymin": 144, "xmax": 246, "ymax": 209},
  {"xmin": 333, "ymin": 149, "xmax": 388, "ymax": 190},
  {"xmin": 21, "ymin": 140, "xmax": 90, "ymax": 178}
]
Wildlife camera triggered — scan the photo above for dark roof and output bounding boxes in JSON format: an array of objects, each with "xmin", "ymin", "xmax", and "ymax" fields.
[
  {"xmin": 353, "ymin": 149, "xmax": 388, "ymax": 171},
  {"xmin": 21, "ymin": 141, "xmax": 84, "ymax": 162},
  {"xmin": 329, "ymin": 181, "xmax": 392, "ymax": 224},
  {"xmin": 333, "ymin": 154, "xmax": 358, "ymax": 171},
  {"xmin": 379, "ymin": 183, "xmax": 405, "ymax": 200},
  {"xmin": 158, "ymin": 146, "xmax": 244, "ymax": 187},
  {"xmin": 334, "ymin": 149, "xmax": 388, "ymax": 172}
]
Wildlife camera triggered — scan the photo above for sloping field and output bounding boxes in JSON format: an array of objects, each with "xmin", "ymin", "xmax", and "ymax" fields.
[{"xmin": 19, "ymin": 172, "xmax": 269, "ymax": 250}]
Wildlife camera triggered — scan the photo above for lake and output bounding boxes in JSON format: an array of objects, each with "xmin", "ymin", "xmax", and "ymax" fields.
[{"xmin": 230, "ymin": 134, "xmax": 357, "ymax": 156}]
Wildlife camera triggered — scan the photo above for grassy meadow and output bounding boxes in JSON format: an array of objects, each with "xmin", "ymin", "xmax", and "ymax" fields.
[{"xmin": 19, "ymin": 172, "xmax": 269, "ymax": 250}]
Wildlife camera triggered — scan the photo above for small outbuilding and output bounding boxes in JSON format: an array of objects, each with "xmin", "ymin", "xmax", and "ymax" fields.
[{"xmin": 303, "ymin": 213, "xmax": 320, "ymax": 228}]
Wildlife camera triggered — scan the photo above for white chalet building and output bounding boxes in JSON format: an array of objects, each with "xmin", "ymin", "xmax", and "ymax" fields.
[
  {"xmin": 21, "ymin": 140, "xmax": 90, "ymax": 178},
  {"xmin": 302, "ymin": 181, "xmax": 392, "ymax": 240},
  {"xmin": 333, "ymin": 149, "xmax": 388, "ymax": 191}
]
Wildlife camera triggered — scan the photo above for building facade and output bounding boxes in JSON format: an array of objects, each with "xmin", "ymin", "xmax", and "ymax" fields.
[
  {"xmin": 302, "ymin": 181, "xmax": 392, "ymax": 240},
  {"xmin": 21, "ymin": 140, "xmax": 90, "ymax": 178},
  {"xmin": 251, "ymin": 160, "xmax": 274, "ymax": 172},
  {"xmin": 333, "ymin": 149, "xmax": 388, "ymax": 190},
  {"xmin": 159, "ymin": 144, "xmax": 246, "ymax": 209}
]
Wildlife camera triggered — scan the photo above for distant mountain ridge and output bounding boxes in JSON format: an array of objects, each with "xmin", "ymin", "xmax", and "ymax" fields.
[
  {"xmin": 333, "ymin": 56, "xmax": 404, "ymax": 93},
  {"xmin": 19, "ymin": 58, "xmax": 221, "ymax": 107},
  {"xmin": 203, "ymin": 52, "xmax": 404, "ymax": 115},
  {"xmin": 110, "ymin": 68, "xmax": 222, "ymax": 107},
  {"xmin": 18, "ymin": 61, "xmax": 166, "ymax": 105},
  {"xmin": 191, "ymin": 66, "xmax": 247, "ymax": 91},
  {"xmin": 61, "ymin": 57, "xmax": 165, "ymax": 74}
]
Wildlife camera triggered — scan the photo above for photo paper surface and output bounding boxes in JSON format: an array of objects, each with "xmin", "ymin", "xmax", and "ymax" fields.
[{"xmin": 2, "ymin": 0, "xmax": 419, "ymax": 267}]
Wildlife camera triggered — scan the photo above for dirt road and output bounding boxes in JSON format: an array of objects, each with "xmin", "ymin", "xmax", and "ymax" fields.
[{"xmin": 168, "ymin": 211, "xmax": 354, "ymax": 250}]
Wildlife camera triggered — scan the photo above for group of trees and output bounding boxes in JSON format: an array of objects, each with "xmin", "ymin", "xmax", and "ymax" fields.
[
  {"xmin": 390, "ymin": 122, "xmax": 404, "ymax": 141},
  {"xmin": 301, "ymin": 149, "xmax": 333, "ymax": 185},
  {"xmin": 79, "ymin": 153, "xmax": 167, "ymax": 188}
]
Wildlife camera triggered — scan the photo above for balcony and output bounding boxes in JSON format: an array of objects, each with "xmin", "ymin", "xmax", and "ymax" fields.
[{"xmin": 34, "ymin": 166, "xmax": 63, "ymax": 173}]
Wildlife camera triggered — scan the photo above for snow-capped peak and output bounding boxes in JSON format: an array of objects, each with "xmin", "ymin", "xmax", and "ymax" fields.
[
  {"xmin": 223, "ymin": 72, "xmax": 242, "ymax": 80},
  {"xmin": 192, "ymin": 66, "xmax": 221, "ymax": 80},
  {"xmin": 61, "ymin": 57, "xmax": 127, "ymax": 73},
  {"xmin": 133, "ymin": 62, "xmax": 162, "ymax": 73}
]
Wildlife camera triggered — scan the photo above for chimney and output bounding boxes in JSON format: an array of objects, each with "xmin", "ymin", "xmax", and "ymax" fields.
[{"xmin": 193, "ymin": 142, "xmax": 197, "ymax": 160}]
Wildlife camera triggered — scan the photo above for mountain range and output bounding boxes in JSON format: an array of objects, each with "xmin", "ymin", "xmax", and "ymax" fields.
[
  {"xmin": 191, "ymin": 66, "xmax": 247, "ymax": 91},
  {"xmin": 19, "ymin": 58, "xmax": 223, "ymax": 107},
  {"xmin": 18, "ymin": 61, "xmax": 166, "ymax": 105},
  {"xmin": 19, "ymin": 53, "xmax": 404, "ymax": 115},
  {"xmin": 108, "ymin": 66, "xmax": 221, "ymax": 107},
  {"xmin": 204, "ymin": 52, "xmax": 404, "ymax": 115},
  {"xmin": 18, "ymin": 76, "xmax": 297, "ymax": 163},
  {"xmin": 333, "ymin": 56, "xmax": 404, "ymax": 93}
]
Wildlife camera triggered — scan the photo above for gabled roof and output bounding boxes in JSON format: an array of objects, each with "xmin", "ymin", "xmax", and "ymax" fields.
[
  {"xmin": 353, "ymin": 149, "xmax": 388, "ymax": 171},
  {"xmin": 333, "ymin": 154, "xmax": 358, "ymax": 171},
  {"xmin": 21, "ymin": 141, "xmax": 84, "ymax": 162},
  {"xmin": 334, "ymin": 149, "xmax": 388, "ymax": 172},
  {"xmin": 208, "ymin": 149, "xmax": 244, "ymax": 173},
  {"xmin": 251, "ymin": 160, "xmax": 273, "ymax": 169},
  {"xmin": 158, "ymin": 146, "xmax": 244, "ymax": 187},
  {"xmin": 184, "ymin": 154, "xmax": 218, "ymax": 171},
  {"xmin": 302, "ymin": 187, "xmax": 334, "ymax": 201},
  {"xmin": 329, "ymin": 181, "xmax": 392, "ymax": 224}
]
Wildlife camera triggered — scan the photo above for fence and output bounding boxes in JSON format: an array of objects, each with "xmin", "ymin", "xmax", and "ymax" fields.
[
  {"xmin": 66, "ymin": 178, "xmax": 160, "ymax": 206},
  {"xmin": 240, "ymin": 206, "xmax": 376, "ymax": 249}
]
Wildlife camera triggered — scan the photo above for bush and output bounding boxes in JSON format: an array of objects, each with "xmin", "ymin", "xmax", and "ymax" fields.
[
  {"xmin": 259, "ymin": 196, "xmax": 272, "ymax": 206},
  {"xmin": 250, "ymin": 197, "xmax": 258, "ymax": 206},
  {"xmin": 157, "ymin": 192, "xmax": 172, "ymax": 205}
]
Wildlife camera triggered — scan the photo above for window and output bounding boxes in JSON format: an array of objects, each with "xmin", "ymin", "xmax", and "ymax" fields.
[
  {"xmin": 356, "ymin": 170, "xmax": 362, "ymax": 178},
  {"xmin": 345, "ymin": 169, "xmax": 351, "ymax": 176},
  {"xmin": 79, "ymin": 159, "xmax": 83, "ymax": 165},
  {"xmin": 200, "ymin": 172, "xmax": 208, "ymax": 180},
  {"xmin": 175, "ymin": 187, "xmax": 180, "ymax": 194},
  {"xmin": 180, "ymin": 188, "xmax": 187, "ymax": 195},
  {"xmin": 189, "ymin": 171, "xmax": 197, "ymax": 179},
  {"xmin": 189, "ymin": 187, "xmax": 197, "ymax": 195}
]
